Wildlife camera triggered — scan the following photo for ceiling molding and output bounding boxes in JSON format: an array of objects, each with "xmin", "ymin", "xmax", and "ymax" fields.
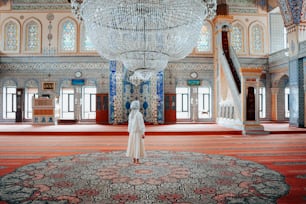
[{"xmin": 12, "ymin": 0, "xmax": 70, "ymax": 10}]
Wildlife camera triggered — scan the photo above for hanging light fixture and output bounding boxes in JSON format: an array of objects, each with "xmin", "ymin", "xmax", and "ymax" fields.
[
  {"xmin": 70, "ymin": 0, "xmax": 216, "ymax": 78},
  {"xmin": 129, "ymin": 68, "xmax": 154, "ymax": 86}
]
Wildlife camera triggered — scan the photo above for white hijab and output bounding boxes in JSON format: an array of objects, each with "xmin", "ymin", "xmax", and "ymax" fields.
[{"xmin": 128, "ymin": 100, "xmax": 145, "ymax": 134}]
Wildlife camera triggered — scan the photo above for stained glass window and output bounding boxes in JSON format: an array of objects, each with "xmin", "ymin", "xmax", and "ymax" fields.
[
  {"xmin": 60, "ymin": 19, "xmax": 76, "ymax": 52},
  {"xmin": 81, "ymin": 24, "xmax": 95, "ymax": 52},
  {"xmin": 251, "ymin": 24, "xmax": 263, "ymax": 53},
  {"xmin": 196, "ymin": 23, "xmax": 211, "ymax": 52},
  {"xmin": 231, "ymin": 25, "xmax": 243, "ymax": 53},
  {"xmin": 4, "ymin": 21, "xmax": 19, "ymax": 52},
  {"xmin": 25, "ymin": 21, "xmax": 40, "ymax": 52}
]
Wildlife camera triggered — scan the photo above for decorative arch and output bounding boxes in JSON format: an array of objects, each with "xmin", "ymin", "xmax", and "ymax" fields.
[
  {"xmin": 25, "ymin": 79, "xmax": 39, "ymax": 88},
  {"xmin": 200, "ymin": 79, "xmax": 213, "ymax": 89},
  {"xmin": 58, "ymin": 17, "xmax": 78, "ymax": 53},
  {"xmin": 271, "ymin": 74, "xmax": 289, "ymax": 89},
  {"xmin": 274, "ymin": 74, "xmax": 289, "ymax": 120},
  {"xmin": 219, "ymin": 22, "xmax": 232, "ymax": 31},
  {"xmin": 86, "ymin": 79, "xmax": 97, "ymax": 87},
  {"xmin": 3, "ymin": 79, "xmax": 17, "ymax": 87},
  {"xmin": 23, "ymin": 18, "xmax": 42, "ymax": 53},
  {"xmin": 1, "ymin": 18, "xmax": 21, "ymax": 53},
  {"xmin": 195, "ymin": 21, "xmax": 213, "ymax": 53},
  {"xmin": 278, "ymin": 74, "xmax": 289, "ymax": 89},
  {"xmin": 249, "ymin": 21, "xmax": 265, "ymax": 55},
  {"xmin": 230, "ymin": 20, "xmax": 247, "ymax": 55},
  {"xmin": 60, "ymin": 79, "xmax": 74, "ymax": 89}
]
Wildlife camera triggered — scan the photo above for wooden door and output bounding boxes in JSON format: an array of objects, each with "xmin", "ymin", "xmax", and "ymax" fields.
[
  {"xmin": 96, "ymin": 93, "xmax": 109, "ymax": 124},
  {"xmin": 164, "ymin": 93, "xmax": 176, "ymax": 123}
]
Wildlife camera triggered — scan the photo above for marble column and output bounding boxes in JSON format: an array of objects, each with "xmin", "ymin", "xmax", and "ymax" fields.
[
  {"xmin": 288, "ymin": 58, "xmax": 304, "ymax": 127},
  {"xmin": 270, "ymin": 88, "xmax": 279, "ymax": 121},
  {"xmin": 286, "ymin": 24, "xmax": 305, "ymax": 127}
]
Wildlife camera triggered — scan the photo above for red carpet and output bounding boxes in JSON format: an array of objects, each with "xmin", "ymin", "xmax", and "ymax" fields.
[
  {"xmin": 0, "ymin": 123, "xmax": 305, "ymax": 203},
  {"xmin": 0, "ymin": 151, "xmax": 289, "ymax": 203},
  {"xmin": 0, "ymin": 123, "xmax": 242, "ymax": 136}
]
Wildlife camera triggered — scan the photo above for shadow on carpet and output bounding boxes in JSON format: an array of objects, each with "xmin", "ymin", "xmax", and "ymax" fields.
[{"xmin": 0, "ymin": 151, "xmax": 289, "ymax": 204}]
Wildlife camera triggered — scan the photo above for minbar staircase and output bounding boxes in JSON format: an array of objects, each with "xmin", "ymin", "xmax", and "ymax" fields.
[
  {"xmin": 222, "ymin": 31, "xmax": 241, "ymax": 94},
  {"xmin": 219, "ymin": 29, "xmax": 267, "ymax": 135}
]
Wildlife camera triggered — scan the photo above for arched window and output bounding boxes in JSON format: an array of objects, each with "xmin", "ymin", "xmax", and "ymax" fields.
[
  {"xmin": 24, "ymin": 19, "xmax": 41, "ymax": 53},
  {"xmin": 285, "ymin": 87, "xmax": 290, "ymax": 118},
  {"xmin": 82, "ymin": 86, "xmax": 96, "ymax": 119},
  {"xmin": 259, "ymin": 87, "xmax": 266, "ymax": 118},
  {"xmin": 3, "ymin": 80, "xmax": 17, "ymax": 119},
  {"xmin": 59, "ymin": 18, "xmax": 77, "ymax": 52},
  {"xmin": 195, "ymin": 21, "xmax": 212, "ymax": 52},
  {"xmin": 80, "ymin": 23, "xmax": 95, "ymax": 52},
  {"xmin": 198, "ymin": 86, "xmax": 212, "ymax": 119},
  {"xmin": 250, "ymin": 23, "xmax": 264, "ymax": 54},
  {"xmin": 176, "ymin": 87, "xmax": 190, "ymax": 119},
  {"xmin": 24, "ymin": 80, "xmax": 39, "ymax": 119},
  {"xmin": 231, "ymin": 23, "xmax": 244, "ymax": 54},
  {"xmin": 60, "ymin": 80, "xmax": 75, "ymax": 119},
  {"xmin": 3, "ymin": 19, "xmax": 20, "ymax": 52},
  {"xmin": 277, "ymin": 75, "xmax": 289, "ymax": 120}
]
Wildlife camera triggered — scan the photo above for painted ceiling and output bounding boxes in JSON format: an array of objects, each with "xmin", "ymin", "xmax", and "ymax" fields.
[{"xmin": 278, "ymin": 0, "xmax": 306, "ymax": 26}]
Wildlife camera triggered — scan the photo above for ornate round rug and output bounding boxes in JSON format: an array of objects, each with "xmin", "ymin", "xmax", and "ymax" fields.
[{"xmin": 0, "ymin": 151, "xmax": 289, "ymax": 204}]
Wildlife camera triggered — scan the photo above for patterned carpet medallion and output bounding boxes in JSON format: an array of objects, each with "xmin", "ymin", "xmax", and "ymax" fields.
[{"xmin": 0, "ymin": 151, "xmax": 289, "ymax": 204}]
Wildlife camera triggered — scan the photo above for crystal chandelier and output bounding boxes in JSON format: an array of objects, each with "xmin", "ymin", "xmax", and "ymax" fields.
[
  {"xmin": 71, "ymin": 0, "xmax": 216, "ymax": 77},
  {"xmin": 129, "ymin": 68, "xmax": 153, "ymax": 86}
]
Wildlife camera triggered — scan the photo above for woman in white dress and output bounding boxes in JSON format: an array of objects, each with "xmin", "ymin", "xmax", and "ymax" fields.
[{"xmin": 126, "ymin": 100, "xmax": 146, "ymax": 164}]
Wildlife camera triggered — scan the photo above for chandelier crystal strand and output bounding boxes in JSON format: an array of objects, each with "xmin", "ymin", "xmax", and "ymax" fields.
[{"xmin": 71, "ymin": 0, "xmax": 216, "ymax": 80}]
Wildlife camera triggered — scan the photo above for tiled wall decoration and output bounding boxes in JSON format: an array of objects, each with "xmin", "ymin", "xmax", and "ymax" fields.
[{"xmin": 109, "ymin": 61, "xmax": 164, "ymax": 124}]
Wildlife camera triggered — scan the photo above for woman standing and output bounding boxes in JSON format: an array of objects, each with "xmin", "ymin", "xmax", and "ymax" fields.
[{"xmin": 126, "ymin": 100, "xmax": 146, "ymax": 164}]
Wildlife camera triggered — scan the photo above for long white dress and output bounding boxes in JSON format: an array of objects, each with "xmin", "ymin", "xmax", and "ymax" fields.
[{"xmin": 126, "ymin": 109, "xmax": 146, "ymax": 159}]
